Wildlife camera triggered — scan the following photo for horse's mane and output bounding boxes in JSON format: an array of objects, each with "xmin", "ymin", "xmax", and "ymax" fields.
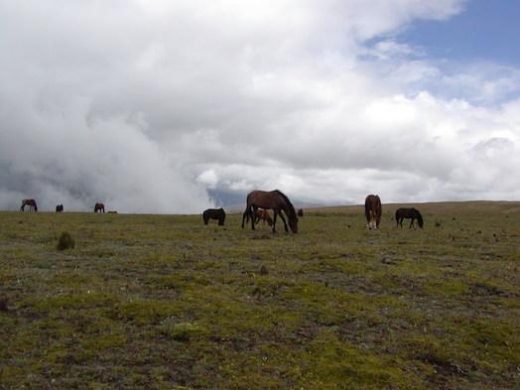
[{"xmin": 274, "ymin": 189, "xmax": 297, "ymax": 218}]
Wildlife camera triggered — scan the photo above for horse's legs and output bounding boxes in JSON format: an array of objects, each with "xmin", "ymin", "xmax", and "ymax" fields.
[
  {"xmin": 370, "ymin": 212, "xmax": 376, "ymax": 230},
  {"xmin": 250, "ymin": 206, "xmax": 258, "ymax": 230},
  {"xmin": 278, "ymin": 212, "xmax": 289, "ymax": 232},
  {"xmin": 409, "ymin": 218, "xmax": 414, "ymax": 229},
  {"xmin": 272, "ymin": 211, "xmax": 278, "ymax": 233},
  {"xmin": 368, "ymin": 214, "xmax": 376, "ymax": 229},
  {"xmin": 242, "ymin": 209, "xmax": 247, "ymax": 228},
  {"xmin": 242, "ymin": 207, "xmax": 252, "ymax": 228}
]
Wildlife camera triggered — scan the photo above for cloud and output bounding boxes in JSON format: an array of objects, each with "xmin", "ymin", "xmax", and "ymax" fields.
[{"xmin": 1, "ymin": 0, "xmax": 518, "ymax": 213}]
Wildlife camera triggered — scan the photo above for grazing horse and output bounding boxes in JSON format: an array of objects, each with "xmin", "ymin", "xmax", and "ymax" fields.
[
  {"xmin": 55, "ymin": 204, "xmax": 64, "ymax": 212},
  {"xmin": 254, "ymin": 209, "xmax": 273, "ymax": 226},
  {"xmin": 94, "ymin": 203, "xmax": 105, "ymax": 213},
  {"xmin": 20, "ymin": 199, "xmax": 38, "ymax": 212},
  {"xmin": 364, "ymin": 194, "xmax": 382, "ymax": 230},
  {"xmin": 203, "ymin": 208, "xmax": 226, "ymax": 226},
  {"xmin": 241, "ymin": 190, "xmax": 298, "ymax": 233},
  {"xmin": 395, "ymin": 208, "xmax": 424, "ymax": 229}
]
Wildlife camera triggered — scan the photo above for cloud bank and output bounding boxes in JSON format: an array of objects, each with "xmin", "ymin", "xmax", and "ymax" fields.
[{"xmin": 1, "ymin": 0, "xmax": 519, "ymax": 212}]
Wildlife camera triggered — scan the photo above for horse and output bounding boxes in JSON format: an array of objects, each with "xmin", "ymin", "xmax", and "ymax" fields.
[
  {"xmin": 241, "ymin": 190, "xmax": 298, "ymax": 233},
  {"xmin": 254, "ymin": 209, "xmax": 273, "ymax": 226},
  {"xmin": 55, "ymin": 204, "xmax": 64, "ymax": 212},
  {"xmin": 242, "ymin": 208, "xmax": 266, "ymax": 225},
  {"xmin": 20, "ymin": 199, "xmax": 38, "ymax": 212},
  {"xmin": 364, "ymin": 194, "xmax": 382, "ymax": 230},
  {"xmin": 297, "ymin": 209, "xmax": 304, "ymax": 217},
  {"xmin": 94, "ymin": 203, "xmax": 105, "ymax": 213},
  {"xmin": 203, "ymin": 208, "xmax": 226, "ymax": 226},
  {"xmin": 395, "ymin": 208, "xmax": 424, "ymax": 229}
]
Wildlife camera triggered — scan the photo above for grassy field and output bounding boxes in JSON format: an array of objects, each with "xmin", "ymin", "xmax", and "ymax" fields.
[{"xmin": 1, "ymin": 202, "xmax": 519, "ymax": 389}]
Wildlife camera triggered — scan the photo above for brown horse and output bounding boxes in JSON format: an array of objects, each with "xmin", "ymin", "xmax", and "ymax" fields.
[
  {"xmin": 365, "ymin": 194, "xmax": 382, "ymax": 230},
  {"xmin": 241, "ymin": 190, "xmax": 298, "ymax": 233},
  {"xmin": 395, "ymin": 208, "xmax": 424, "ymax": 229},
  {"xmin": 203, "ymin": 208, "xmax": 226, "ymax": 226},
  {"xmin": 254, "ymin": 209, "xmax": 273, "ymax": 226},
  {"xmin": 20, "ymin": 199, "xmax": 38, "ymax": 212},
  {"xmin": 94, "ymin": 203, "xmax": 105, "ymax": 213},
  {"xmin": 55, "ymin": 204, "xmax": 64, "ymax": 212}
]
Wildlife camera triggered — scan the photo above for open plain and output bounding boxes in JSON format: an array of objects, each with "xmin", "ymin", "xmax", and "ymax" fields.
[{"xmin": 1, "ymin": 201, "xmax": 519, "ymax": 389}]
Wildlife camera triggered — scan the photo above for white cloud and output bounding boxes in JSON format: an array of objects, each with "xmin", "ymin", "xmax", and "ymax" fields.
[{"xmin": 1, "ymin": 0, "xmax": 519, "ymax": 213}]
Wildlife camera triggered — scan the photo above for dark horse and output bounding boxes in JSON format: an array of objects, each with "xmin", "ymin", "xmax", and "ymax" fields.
[
  {"xmin": 20, "ymin": 199, "xmax": 38, "ymax": 212},
  {"xmin": 395, "ymin": 208, "xmax": 424, "ymax": 229},
  {"xmin": 203, "ymin": 208, "xmax": 226, "ymax": 226},
  {"xmin": 364, "ymin": 194, "xmax": 382, "ymax": 230},
  {"xmin": 56, "ymin": 204, "xmax": 64, "ymax": 212},
  {"xmin": 241, "ymin": 190, "xmax": 298, "ymax": 233},
  {"xmin": 94, "ymin": 203, "xmax": 105, "ymax": 213}
]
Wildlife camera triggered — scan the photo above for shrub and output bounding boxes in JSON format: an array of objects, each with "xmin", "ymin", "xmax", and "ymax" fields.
[{"xmin": 57, "ymin": 232, "xmax": 75, "ymax": 250}]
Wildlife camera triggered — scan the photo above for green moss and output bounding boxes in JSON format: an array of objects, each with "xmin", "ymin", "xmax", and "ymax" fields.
[
  {"xmin": 423, "ymin": 279, "xmax": 470, "ymax": 297},
  {"xmin": 301, "ymin": 328, "xmax": 419, "ymax": 388},
  {"xmin": 113, "ymin": 299, "xmax": 181, "ymax": 324},
  {"xmin": 161, "ymin": 320, "xmax": 208, "ymax": 341},
  {"xmin": 31, "ymin": 292, "xmax": 116, "ymax": 312},
  {"xmin": 81, "ymin": 332, "xmax": 127, "ymax": 350}
]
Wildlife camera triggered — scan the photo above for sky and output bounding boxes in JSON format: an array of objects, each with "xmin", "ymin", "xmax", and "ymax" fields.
[{"xmin": 1, "ymin": 0, "xmax": 519, "ymax": 213}]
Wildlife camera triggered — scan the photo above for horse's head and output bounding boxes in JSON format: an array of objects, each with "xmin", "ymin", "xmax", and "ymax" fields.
[{"xmin": 289, "ymin": 216, "xmax": 299, "ymax": 233}]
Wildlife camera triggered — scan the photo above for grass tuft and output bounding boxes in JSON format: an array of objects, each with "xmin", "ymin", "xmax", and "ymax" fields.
[{"xmin": 56, "ymin": 231, "xmax": 75, "ymax": 250}]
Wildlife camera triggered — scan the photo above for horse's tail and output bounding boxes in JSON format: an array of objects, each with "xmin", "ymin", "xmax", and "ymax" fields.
[
  {"xmin": 415, "ymin": 209, "xmax": 424, "ymax": 228},
  {"xmin": 375, "ymin": 196, "xmax": 382, "ymax": 226},
  {"xmin": 364, "ymin": 197, "xmax": 371, "ymax": 221},
  {"xmin": 242, "ymin": 207, "xmax": 251, "ymax": 228},
  {"xmin": 245, "ymin": 191, "xmax": 253, "ymax": 208}
]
